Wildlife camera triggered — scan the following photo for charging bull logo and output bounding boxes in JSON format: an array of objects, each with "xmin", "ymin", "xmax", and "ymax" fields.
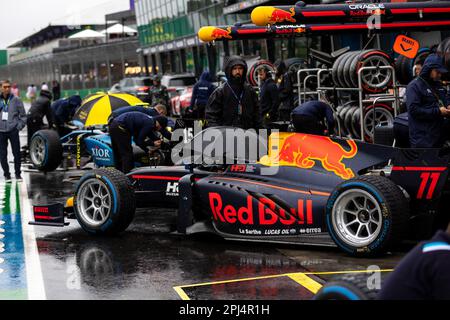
[
  {"xmin": 260, "ymin": 133, "xmax": 358, "ymax": 180},
  {"xmin": 269, "ymin": 8, "xmax": 296, "ymax": 24},
  {"xmin": 210, "ymin": 27, "xmax": 232, "ymax": 40}
]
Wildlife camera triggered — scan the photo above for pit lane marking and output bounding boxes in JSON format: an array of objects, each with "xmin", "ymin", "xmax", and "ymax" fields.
[
  {"xmin": 173, "ymin": 269, "xmax": 393, "ymax": 300},
  {"xmin": 19, "ymin": 181, "xmax": 47, "ymax": 300}
]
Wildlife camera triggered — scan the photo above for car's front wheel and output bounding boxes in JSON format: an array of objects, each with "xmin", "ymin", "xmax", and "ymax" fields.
[
  {"xmin": 326, "ymin": 175, "xmax": 409, "ymax": 257},
  {"xmin": 74, "ymin": 168, "xmax": 135, "ymax": 235}
]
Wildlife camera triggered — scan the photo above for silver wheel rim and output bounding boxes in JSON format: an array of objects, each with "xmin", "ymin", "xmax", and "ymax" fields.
[
  {"xmin": 77, "ymin": 179, "xmax": 112, "ymax": 227},
  {"xmin": 364, "ymin": 108, "xmax": 394, "ymax": 139},
  {"xmin": 30, "ymin": 136, "xmax": 46, "ymax": 165},
  {"xmin": 332, "ymin": 189, "xmax": 383, "ymax": 247},
  {"xmin": 360, "ymin": 55, "xmax": 392, "ymax": 89}
]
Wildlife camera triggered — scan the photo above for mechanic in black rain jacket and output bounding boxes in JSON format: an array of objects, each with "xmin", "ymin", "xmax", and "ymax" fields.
[
  {"xmin": 108, "ymin": 112, "xmax": 168, "ymax": 173},
  {"xmin": 187, "ymin": 70, "xmax": 215, "ymax": 119},
  {"xmin": 108, "ymin": 104, "xmax": 172, "ymax": 140},
  {"xmin": 291, "ymin": 100, "xmax": 336, "ymax": 136},
  {"xmin": 378, "ymin": 221, "xmax": 450, "ymax": 300},
  {"xmin": 259, "ymin": 66, "xmax": 280, "ymax": 124},
  {"xmin": 275, "ymin": 60, "xmax": 295, "ymax": 121},
  {"xmin": 51, "ymin": 95, "xmax": 82, "ymax": 136},
  {"xmin": 406, "ymin": 54, "xmax": 450, "ymax": 148},
  {"xmin": 26, "ymin": 89, "xmax": 53, "ymax": 147},
  {"xmin": 206, "ymin": 56, "xmax": 262, "ymax": 129}
]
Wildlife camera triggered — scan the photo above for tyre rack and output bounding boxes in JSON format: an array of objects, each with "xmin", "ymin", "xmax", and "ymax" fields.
[{"xmin": 296, "ymin": 65, "xmax": 400, "ymax": 143}]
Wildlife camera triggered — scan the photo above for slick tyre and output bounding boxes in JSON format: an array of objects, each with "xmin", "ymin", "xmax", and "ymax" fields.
[
  {"xmin": 74, "ymin": 168, "xmax": 136, "ymax": 236},
  {"xmin": 314, "ymin": 273, "xmax": 384, "ymax": 300},
  {"xmin": 29, "ymin": 129, "xmax": 63, "ymax": 172},
  {"xmin": 326, "ymin": 175, "xmax": 409, "ymax": 257}
]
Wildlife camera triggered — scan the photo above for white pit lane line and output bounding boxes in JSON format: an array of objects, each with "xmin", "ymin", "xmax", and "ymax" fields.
[{"xmin": 19, "ymin": 181, "xmax": 47, "ymax": 300}]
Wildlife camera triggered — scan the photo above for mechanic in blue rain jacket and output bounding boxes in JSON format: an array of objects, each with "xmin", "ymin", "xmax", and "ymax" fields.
[
  {"xmin": 187, "ymin": 71, "xmax": 215, "ymax": 119},
  {"xmin": 378, "ymin": 221, "xmax": 450, "ymax": 300},
  {"xmin": 108, "ymin": 112, "xmax": 168, "ymax": 173},
  {"xmin": 406, "ymin": 54, "xmax": 450, "ymax": 148},
  {"xmin": 291, "ymin": 100, "xmax": 335, "ymax": 136},
  {"xmin": 51, "ymin": 95, "xmax": 82, "ymax": 136}
]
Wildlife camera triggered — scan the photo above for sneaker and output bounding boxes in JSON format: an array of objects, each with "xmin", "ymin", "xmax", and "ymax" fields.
[
  {"xmin": 5, "ymin": 176, "xmax": 12, "ymax": 183},
  {"xmin": 15, "ymin": 175, "xmax": 23, "ymax": 182}
]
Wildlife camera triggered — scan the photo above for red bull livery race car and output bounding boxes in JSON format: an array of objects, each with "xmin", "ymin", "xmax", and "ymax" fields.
[{"xmin": 31, "ymin": 128, "xmax": 450, "ymax": 257}]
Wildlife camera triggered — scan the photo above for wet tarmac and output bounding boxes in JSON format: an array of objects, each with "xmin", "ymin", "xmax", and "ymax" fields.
[
  {"xmin": 0, "ymin": 104, "xmax": 408, "ymax": 300},
  {"xmin": 0, "ymin": 166, "xmax": 407, "ymax": 300}
]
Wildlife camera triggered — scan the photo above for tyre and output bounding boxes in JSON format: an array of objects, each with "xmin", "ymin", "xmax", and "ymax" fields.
[
  {"xmin": 351, "ymin": 107, "xmax": 362, "ymax": 139},
  {"xmin": 338, "ymin": 52, "xmax": 355, "ymax": 88},
  {"xmin": 29, "ymin": 129, "xmax": 63, "ymax": 172},
  {"xmin": 339, "ymin": 106, "xmax": 355, "ymax": 137},
  {"xmin": 350, "ymin": 50, "xmax": 394, "ymax": 93},
  {"xmin": 314, "ymin": 273, "xmax": 384, "ymax": 300},
  {"xmin": 326, "ymin": 175, "xmax": 409, "ymax": 257},
  {"xmin": 363, "ymin": 104, "xmax": 394, "ymax": 142},
  {"xmin": 74, "ymin": 168, "xmax": 136, "ymax": 236},
  {"xmin": 247, "ymin": 60, "xmax": 276, "ymax": 87},
  {"xmin": 395, "ymin": 48, "xmax": 431, "ymax": 85},
  {"xmin": 332, "ymin": 53, "xmax": 349, "ymax": 88},
  {"xmin": 345, "ymin": 106, "xmax": 358, "ymax": 138},
  {"xmin": 342, "ymin": 51, "xmax": 360, "ymax": 88}
]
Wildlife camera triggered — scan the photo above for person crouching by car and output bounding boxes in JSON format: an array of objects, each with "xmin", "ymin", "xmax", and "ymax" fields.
[
  {"xmin": 406, "ymin": 54, "xmax": 450, "ymax": 148},
  {"xmin": 108, "ymin": 112, "xmax": 168, "ymax": 174},
  {"xmin": 27, "ymin": 89, "xmax": 53, "ymax": 148},
  {"xmin": 206, "ymin": 56, "xmax": 262, "ymax": 130},
  {"xmin": 291, "ymin": 100, "xmax": 335, "ymax": 136},
  {"xmin": 108, "ymin": 104, "xmax": 172, "ymax": 140},
  {"xmin": 51, "ymin": 95, "xmax": 82, "ymax": 136}
]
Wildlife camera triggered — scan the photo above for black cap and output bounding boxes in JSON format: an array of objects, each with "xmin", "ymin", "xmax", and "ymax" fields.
[{"xmin": 153, "ymin": 116, "xmax": 168, "ymax": 128}]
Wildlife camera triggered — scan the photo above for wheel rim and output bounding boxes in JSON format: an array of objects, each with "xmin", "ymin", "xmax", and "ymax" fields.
[
  {"xmin": 77, "ymin": 179, "xmax": 112, "ymax": 227},
  {"xmin": 332, "ymin": 189, "xmax": 383, "ymax": 247},
  {"xmin": 30, "ymin": 136, "xmax": 46, "ymax": 165},
  {"xmin": 363, "ymin": 107, "xmax": 394, "ymax": 139},
  {"xmin": 360, "ymin": 55, "xmax": 392, "ymax": 90}
]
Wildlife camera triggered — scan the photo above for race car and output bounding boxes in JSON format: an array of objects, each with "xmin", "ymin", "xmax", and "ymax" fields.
[
  {"xmin": 28, "ymin": 125, "xmax": 175, "ymax": 172},
  {"xmin": 31, "ymin": 127, "xmax": 450, "ymax": 257}
]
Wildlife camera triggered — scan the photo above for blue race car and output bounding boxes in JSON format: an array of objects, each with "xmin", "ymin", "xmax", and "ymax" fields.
[{"xmin": 29, "ymin": 127, "xmax": 170, "ymax": 172}]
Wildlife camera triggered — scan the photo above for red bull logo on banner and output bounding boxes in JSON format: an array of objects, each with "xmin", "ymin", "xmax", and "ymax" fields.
[
  {"xmin": 269, "ymin": 7, "xmax": 296, "ymax": 24},
  {"xmin": 198, "ymin": 26, "xmax": 232, "ymax": 42},
  {"xmin": 259, "ymin": 133, "xmax": 358, "ymax": 180}
]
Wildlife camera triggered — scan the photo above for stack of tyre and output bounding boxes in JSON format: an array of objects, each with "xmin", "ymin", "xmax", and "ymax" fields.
[
  {"xmin": 332, "ymin": 49, "xmax": 394, "ymax": 93},
  {"xmin": 336, "ymin": 101, "xmax": 394, "ymax": 142}
]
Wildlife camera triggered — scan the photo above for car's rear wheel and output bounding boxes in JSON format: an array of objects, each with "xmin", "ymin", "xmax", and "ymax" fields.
[
  {"xmin": 326, "ymin": 175, "xmax": 409, "ymax": 257},
  {"xmin": 74, "ymin": 168, "xmax": 135, "ymax": 235},
  {"xmin": 30, "ymin": 130, "xmax": 63, "ymax": 172}
]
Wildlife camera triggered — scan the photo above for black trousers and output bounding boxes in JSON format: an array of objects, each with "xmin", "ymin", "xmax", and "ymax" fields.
[
  {"xmin": 109, "ymin": 121, "xmax": 134, "ymax": 174},
  {"xmin": 0, "ymin": 128, "xmax": 21, "ymax": 178},
  {"xmin": 27, "ymin": 117, "xmax": 44, "ymax": 147},
  {"xmin": 292, "ymin": 114, "xmax": 325, "ymax": 136}
]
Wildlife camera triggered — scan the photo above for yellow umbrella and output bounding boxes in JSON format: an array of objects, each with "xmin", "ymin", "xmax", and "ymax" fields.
[{"xmin": 73, "ymin": 93, "xmax": 145, "ymax": 126}]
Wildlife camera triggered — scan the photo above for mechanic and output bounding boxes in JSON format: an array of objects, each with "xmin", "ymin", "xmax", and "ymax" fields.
[
  {"xmin": 0, "ymin": 80, "xmax": 26, "ymax": 182},
  {"xmin": 259, "ymin": 66, "xmax": 280, "ymax": 125},
  {"xmin": 206, "ymin": 56, "xmax": 262, "ymax": 129},
  {"xmin": 187, "ymin": 70, "xmax": 215, "ymax": 120},
  {"xmin": 26, "ymin": 88, "xmax": 53, "ymax": 147},
  {"xmin": 108, "ymin": 112, "xmax": 168, "ymax": 173},
  {"xmin": 406, "ymin": 54, "xmax": 450, "ymax": 148},
  {"xmin": 149, "ymin": 75, "xmax": 170, "ymax": 108},
  {"xmin": 291, "ymin": 100, "xmax": 336, "ymax": 136},
  {"xmin": 51, "ymin": 95, "xmax": 82, "ymax": 136},
  {"xmin": 275, "ymin": 60, "xmax": 295, "ymax": 121},
  {"xmin": 108, "ymin": 104, "xmax": 172, "ymax": 140},
  {"xmin": 378, "ymin": 221, "xmax": 450, "ymax": 300}
]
